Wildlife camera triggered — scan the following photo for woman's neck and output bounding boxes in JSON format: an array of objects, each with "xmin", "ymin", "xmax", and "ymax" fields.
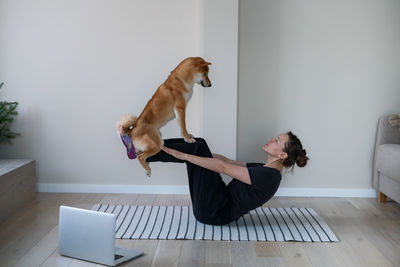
[{"xmin": 264, "ymin": 157, "xmax": 283, "ymax": 172}]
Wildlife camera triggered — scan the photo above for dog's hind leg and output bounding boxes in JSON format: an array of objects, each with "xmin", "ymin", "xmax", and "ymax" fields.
[{"xmin": 137, "ymin": 133, "xmax": 163, "ymax": 177}]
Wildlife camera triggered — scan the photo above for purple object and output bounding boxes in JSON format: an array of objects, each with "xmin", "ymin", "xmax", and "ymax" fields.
[{"xmin": 120, "ymin": 133, "xmax": 137, "ymax": 159}]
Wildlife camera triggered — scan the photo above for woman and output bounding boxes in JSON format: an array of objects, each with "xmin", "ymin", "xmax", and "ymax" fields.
[{"xmin": 146, "ymin": 131, "xmax": 309, "ymax": 225}]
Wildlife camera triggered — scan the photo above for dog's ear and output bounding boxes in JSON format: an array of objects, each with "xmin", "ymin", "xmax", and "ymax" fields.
[{"xmin": 199, "ymin": 62, "xmax": 211, "ymax": 68}]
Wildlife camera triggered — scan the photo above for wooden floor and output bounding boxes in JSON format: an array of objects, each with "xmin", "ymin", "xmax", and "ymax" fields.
[{"xmin": 0, "ymin": 193, "xmax": 399, "ymax": 267}]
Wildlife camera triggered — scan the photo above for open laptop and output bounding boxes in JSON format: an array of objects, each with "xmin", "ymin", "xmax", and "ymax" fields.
[{"xmin": 59, "ymin": 205, "xmax": 143, "ymax": 266}]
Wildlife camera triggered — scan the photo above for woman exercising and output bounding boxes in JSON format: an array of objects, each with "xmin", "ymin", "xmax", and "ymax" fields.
[{"xmin": 146, "ymin": 131, "xmax": 309, "ymax": 225}]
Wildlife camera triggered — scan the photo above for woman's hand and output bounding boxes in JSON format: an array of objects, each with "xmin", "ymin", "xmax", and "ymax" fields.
[{"xmin": 161, "ymin": 146, "xmax": 187, "ymax": 160}]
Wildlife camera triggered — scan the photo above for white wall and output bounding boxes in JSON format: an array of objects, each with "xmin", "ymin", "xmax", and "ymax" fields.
[
  {"xmin": 238, "ymin": 0, "xmax": 400, "ymax": 190},
  {"xmin": 2, "ymin": 0, "xmax": 398, "ymax": 196},
  {"xmin": 0, "ymin": 0, "xmax": 238, "ymax": 188},
  {"xmin": 202, "ymin": 0, "xmax": 238, "ymax": 183}
]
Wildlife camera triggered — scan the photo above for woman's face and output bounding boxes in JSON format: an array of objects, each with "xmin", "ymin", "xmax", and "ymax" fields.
[{"xmin": 262, "ymin": 133, "xmax": 289, "ymax": 158}]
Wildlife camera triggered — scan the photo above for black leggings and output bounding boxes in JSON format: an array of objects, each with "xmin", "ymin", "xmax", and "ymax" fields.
[{"xmin": 146, "ymin": 138, "xmax": 233, "ymax": 225}]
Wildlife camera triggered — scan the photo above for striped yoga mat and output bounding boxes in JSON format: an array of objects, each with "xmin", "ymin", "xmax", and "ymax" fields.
[{"xmin": 92, "ymin": 204, "xmax": 339, "ymax": 242}]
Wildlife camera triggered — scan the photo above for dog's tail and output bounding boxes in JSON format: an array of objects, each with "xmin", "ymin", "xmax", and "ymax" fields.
[{"xmin": 116, "ymin": 114, "xmax": 139, "ymax": 135}]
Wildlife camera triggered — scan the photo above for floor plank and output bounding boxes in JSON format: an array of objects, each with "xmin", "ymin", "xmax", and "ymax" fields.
[
  {"xmin": 39, "ymin": 248, "xmax": 71, "ymax": 267},
  {"xmin": 254, "ymin": 242, "xmax": 281, "ymax": 257},
  {"xmin": 278, "ymin": 242, "xmax": 312, "ymax": 267},
  {"xmin": 301, "ymin": 243, "xmax": 341, "ymax": 267},
  {"xmin": 15, "ymin": 226, "xmax": 59, "ymax": 267},
  {"xmin": 205, "ymin": 241, "xmax": 231, "ymax": 265},
  {"xmin": 178, "ymin": 240, "xmax": 206, "ymax": 267},
  {"xmin": 230, "ymin": 241, "xmax": 258, "ymax": 267}
]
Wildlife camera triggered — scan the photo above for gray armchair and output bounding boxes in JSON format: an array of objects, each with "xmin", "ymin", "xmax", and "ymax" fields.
[{"xmin": 373, "ymin": 114, "xmax": 400, "ymax": 203}]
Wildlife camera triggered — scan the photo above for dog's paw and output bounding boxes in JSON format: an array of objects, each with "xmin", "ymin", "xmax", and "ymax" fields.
[
  {"xmin": 146, "ymin": 168, "xmax": 152, "ymax": 177},
  {"xmin": 184, "ymin": 134, "xmax": 196, "ymax": 143},
  {"xmin": 184, "ymin": 137, "xmax": 196, "ymax": 143}
]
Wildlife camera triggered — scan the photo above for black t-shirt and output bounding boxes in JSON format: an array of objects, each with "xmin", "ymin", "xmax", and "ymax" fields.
[{"xmin": 227, "ymin": 162, "xmax": 282, "ymax": 220}]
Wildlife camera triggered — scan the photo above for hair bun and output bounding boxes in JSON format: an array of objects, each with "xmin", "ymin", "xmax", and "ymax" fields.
[{"xmin": 296, "ymin": 149, "xmax": 309, "ymax": 167}]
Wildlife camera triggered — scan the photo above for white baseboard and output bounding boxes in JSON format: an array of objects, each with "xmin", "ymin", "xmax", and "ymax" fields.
[
  {"xmin": 36, "ymin": 183, "xmax": 377, "ymax": 198},
  {"xmin": 274, "ymin": 187, "xmax": 377, "ymax": 198}
]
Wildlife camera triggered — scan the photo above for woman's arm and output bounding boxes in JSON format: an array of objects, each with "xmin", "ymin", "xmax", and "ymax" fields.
[
  {"xmin": 212, "ymin": 153, "xmax": 247, "ymax": 167},
  {"xmin": 161, "ymin": 146, "xmax": 251, "ymax": 185}
]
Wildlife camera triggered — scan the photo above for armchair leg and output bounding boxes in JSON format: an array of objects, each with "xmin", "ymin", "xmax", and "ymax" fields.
[{"xmin": 378, "ymin": 191, "xmax": 387, "ymax": 203}]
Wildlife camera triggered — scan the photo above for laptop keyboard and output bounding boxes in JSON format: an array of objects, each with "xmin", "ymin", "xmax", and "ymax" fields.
[{"xmin": 115, "ymin": 254, "xmax": 124, "ymax": 260}]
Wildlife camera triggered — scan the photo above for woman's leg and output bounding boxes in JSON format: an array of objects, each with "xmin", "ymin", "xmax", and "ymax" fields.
[
  {"xmin": 146, "ymin": 138, "xmax": 207, "ymax": 163},
  {"xmin": 184, "ymin": 141, "xmax": 232, "ymax": 224},
  {"xmin": 147, "ymin": 138, "xmax": 232, "ymax": 224}
]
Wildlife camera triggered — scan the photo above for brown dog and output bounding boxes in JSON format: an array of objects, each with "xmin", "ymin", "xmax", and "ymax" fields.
[{"xmin": 116, "ymin": 57, "xmax": 212, "ymax": 176}]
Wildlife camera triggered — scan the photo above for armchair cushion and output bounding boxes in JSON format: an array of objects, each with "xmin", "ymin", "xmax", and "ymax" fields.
[{"xmin": 376, "ymin": 144, "xmax": 400, "ymax": 183}]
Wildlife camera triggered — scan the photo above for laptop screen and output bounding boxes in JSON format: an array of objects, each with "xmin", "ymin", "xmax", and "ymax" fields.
[{"xmin": 58, "ymin": 205, "xmax": 116, "ymax": 266}]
